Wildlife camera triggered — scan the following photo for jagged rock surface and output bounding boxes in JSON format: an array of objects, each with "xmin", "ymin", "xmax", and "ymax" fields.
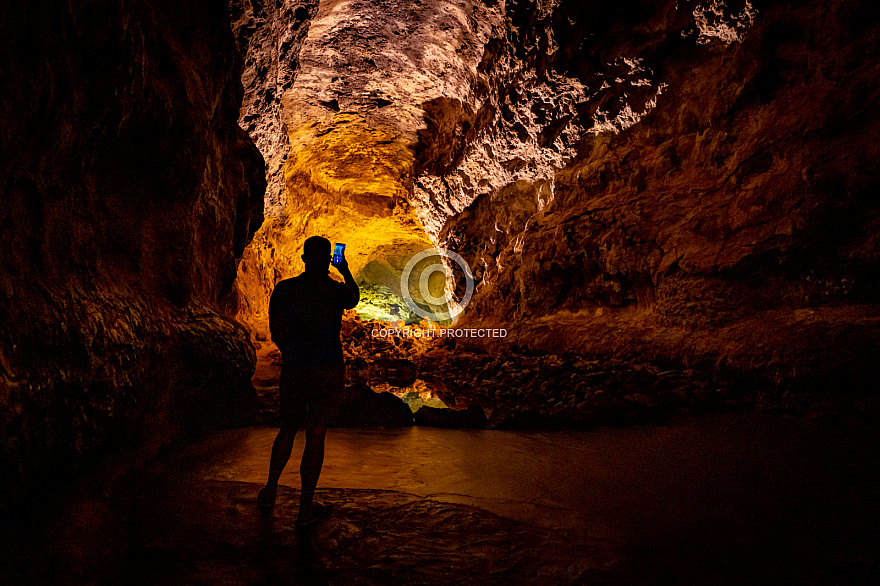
[
  {"xmin": 232, "ymin": 0, "xmax": 880, "ymax": 413},
  {"xmin": 228, "ymin": 0, "xmax": 319, "ymax": 212},
  {"xmin": 0, "ymin": 1, "xmax": 265, "ymax": 505},
  {"xmin": 448, "ymin": 0, "xmax": 880, "ymax": 328}
]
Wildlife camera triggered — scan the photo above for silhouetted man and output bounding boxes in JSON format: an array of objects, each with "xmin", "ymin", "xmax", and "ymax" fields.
[{"xmin": 258, "ymin": 235, "xmax": 359, "ymax": 526}]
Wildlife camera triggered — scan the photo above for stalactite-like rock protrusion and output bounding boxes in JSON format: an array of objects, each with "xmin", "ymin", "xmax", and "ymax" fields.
[{"xmin": 228, "ymin": 0, "xmax": 319, "ymax": 212}]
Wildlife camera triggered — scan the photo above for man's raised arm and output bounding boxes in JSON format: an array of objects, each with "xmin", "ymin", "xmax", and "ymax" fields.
[{"xmin": 335, "ymin": 256, "xmax": 360, "ymax": 309}]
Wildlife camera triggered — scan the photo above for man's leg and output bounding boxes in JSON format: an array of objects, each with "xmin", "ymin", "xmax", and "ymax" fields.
[
  {"xmin": 260, "ymin": 423, "xmax": 297, "ymax": 505},
  {"xmin": 298, "ymin": 424, "xmax": 327, "ymax": 519},
  {"xmin": 296, "ymin": 364, "xmax": 345, "ymax": 522},
  {"xmin": 261, "ymin": 365, "xmax": 305, "ymax": 507}
]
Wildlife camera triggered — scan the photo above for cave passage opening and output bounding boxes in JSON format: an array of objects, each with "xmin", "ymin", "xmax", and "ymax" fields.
[
  {"xmin": 353, "ymin": 242, "xmax": 456, "ymax": 325},
  {"xmin": 233, "ymin": 111, "xmax": 475, "ymax": 338},
  {"xmin": 232, "ymin": 116, "xmax": 473, "ymax": 412}
]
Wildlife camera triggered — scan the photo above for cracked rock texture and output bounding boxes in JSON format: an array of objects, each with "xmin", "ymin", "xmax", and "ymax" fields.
[
  {"xmin": 448, "ymin": 0, "xmax": 880, "ymax": 328},
  {"xmin": 228, "ymin": 0, "xmax": 319, "ymax": 211},
  {"xmin": 0, "ymin": 1, "xmax": 265, "ymax": 505},
  {"xmin": 230, "ymin": 0, "xmax": 511, "ymax": 338},
  {"xmin": 233, "ymin": 0, "xmax": 880, "ymax": 404}
]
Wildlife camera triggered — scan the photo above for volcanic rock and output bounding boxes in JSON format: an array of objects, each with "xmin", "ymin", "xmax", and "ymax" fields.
[
  {"xmin": 0, "ymin": 0, "xmax": 265, "ymax": 505},
  {"xmin": 230, "ymin": 0, "xmax": 880, "ymax": 417}
]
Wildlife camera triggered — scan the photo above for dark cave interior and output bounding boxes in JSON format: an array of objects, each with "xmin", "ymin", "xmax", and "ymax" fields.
[{"xmin": 1, "ymin": 0, "xmax": 880, "ymax": 583}]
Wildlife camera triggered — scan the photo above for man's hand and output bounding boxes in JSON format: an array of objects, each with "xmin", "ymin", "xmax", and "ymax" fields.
[{"xmin": 335, "ymin": 255, "xmax": 351, "ymax": 276}]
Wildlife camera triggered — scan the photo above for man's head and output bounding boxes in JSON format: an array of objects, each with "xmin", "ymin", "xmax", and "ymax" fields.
[{"xmin": 302, "ymin": 235, "xmax": 332, "ymax": 274}]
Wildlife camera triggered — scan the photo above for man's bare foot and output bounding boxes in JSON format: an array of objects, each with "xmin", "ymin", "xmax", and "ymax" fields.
[
  {"xmin": 295, "ymin": 502, "xmax": 334, "ymax": 527},
  {"xmin": 258, "ymin": 486, "xmax": 276, "ymax": 509}
]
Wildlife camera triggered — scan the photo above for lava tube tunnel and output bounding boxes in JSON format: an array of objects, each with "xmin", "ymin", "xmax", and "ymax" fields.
[{"xmin": 2, "ymin": 0, "xmax": 880, "ymax": 583}]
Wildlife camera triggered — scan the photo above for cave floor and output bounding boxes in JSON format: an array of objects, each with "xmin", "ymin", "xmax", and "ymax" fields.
[{"xmin": 6, "ymin": 413, "xmax": 880, "ymax": 584}]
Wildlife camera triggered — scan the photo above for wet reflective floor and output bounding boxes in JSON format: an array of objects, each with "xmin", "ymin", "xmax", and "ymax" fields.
[
  {"xmin": 4, "ymin": 412, "xmax": 880, "ymax": 583},
  {"xmin": 166, "ymin": 412, "xmax": 880, "ymax": 582}
]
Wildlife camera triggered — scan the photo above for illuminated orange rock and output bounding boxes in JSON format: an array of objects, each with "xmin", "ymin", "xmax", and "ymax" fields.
[
  {"xmin": 2, "ymin": 0, "xmax": 880, "ymax": 505},
  {"xmin": 233, "ymin": 0, "xmax": 880, "ymax": 414},
  {"xmin": 229, "ymin": 0, "xmax": 507, "ymax": 336}
]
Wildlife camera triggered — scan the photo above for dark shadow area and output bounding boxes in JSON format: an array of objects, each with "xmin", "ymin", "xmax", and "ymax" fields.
[{"xmin": 3, "ymin": 413, "xmax": 879, "ymax": 584}]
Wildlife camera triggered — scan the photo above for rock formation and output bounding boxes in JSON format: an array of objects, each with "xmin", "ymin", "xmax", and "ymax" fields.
[
  {"xmin": 0, "ymin": 1, "xmax": 265, "ymax": 505},
  {"xmin": 232, "ymin": 0, "xmax": 880, "ymax": 418},
  {"xmin": 3, "ymin": 0, "xmax": 880, "ymax": 507},
  {"xmin": 228, "ymin": 0, "xmax": 318, "ymax": 212},
  {"xmin": 449, "ymin": 0, "xmax": 880, "ymax": 325}
]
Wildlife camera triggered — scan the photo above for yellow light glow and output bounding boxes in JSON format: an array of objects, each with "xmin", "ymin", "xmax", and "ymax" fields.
[{"xmin": 234, "ymin": 115, "xmax": 442, "ymax": 340}]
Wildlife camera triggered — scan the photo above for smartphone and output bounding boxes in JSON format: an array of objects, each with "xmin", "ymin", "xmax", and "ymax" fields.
[{"xmin": 332, "ymin": 243, "xmax": 345, "ymax": 267}]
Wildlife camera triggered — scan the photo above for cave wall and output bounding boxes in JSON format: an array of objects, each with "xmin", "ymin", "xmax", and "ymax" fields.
[
  {"xmin": 230, "ymin": 0, "xmax": 507, "ymax": 338},
  {"xmin": 432, "ymin": 0, "xmax": 880, "ymax": 399},
  {"xmin": 229, "ymin": 0, "xmax": 318, "ymax": 212},
  {"xmin": 0, "ymin": 1, "xmax": 265, "ymax": 505},
  {"xmin": 428, "ymin": 0, "xmax": 880, "ymax": 408},
  {"xmin": 439, "ymin": 0, "xmax": 880, "ymax": 327},
  {"xmin": 231, "ymin": 0, "xmax": 880, "ymax": 401},
  {"xmin": 227, "ymin": 0, "xmax": 323, "ymax": 340}
]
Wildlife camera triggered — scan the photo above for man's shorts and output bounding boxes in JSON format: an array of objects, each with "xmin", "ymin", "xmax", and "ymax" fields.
[{"xmin": 279, "ymin": 363, "xmax": 346, "ymax": 428}]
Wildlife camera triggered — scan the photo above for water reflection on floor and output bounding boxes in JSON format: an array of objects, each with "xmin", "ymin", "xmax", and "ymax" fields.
[
  {"xmin": 5, "ymin": 412, "xmax": 879, "ymax": 583},
  {"xmin": 170, "ymin": 411, "xmax": 880, "ymax": 579}
]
